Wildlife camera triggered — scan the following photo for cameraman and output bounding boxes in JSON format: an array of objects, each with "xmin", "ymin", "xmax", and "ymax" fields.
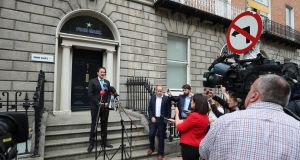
[{"xmin": 210, "ymin": 86, "xmax": 242, "ymax": 118}]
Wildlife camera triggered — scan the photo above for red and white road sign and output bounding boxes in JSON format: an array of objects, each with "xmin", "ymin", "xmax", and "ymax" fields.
[{"xmin": 226, "ymin": 11, "xmax": 262, "ymax": 54}]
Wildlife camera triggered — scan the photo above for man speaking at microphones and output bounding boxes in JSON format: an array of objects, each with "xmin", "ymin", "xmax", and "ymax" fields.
[{"xmin": 87, "ymin": 67, "xmax": 113, "ymax": 153}]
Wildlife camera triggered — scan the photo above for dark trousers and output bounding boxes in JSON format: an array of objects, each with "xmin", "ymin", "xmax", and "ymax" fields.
[
  {"xmin": 149, "ymin": 118, "xmax": 167, "ymax": 156},
  {"xmin": 180, "ymin": 143, "xmax": 200, "ymax": 160},
  {"xmin": 89, "ymin": 106, "xmax": 109, "ymax": 145}
]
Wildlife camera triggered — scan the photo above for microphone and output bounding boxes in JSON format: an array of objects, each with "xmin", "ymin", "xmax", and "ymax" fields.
[
  {"xmin": 99, "ymin": 90, "xmax": 106, "ymax": 107},
  {"xmin": 109, "ymin": 86, "xmax": 119, "ymax": 97}
]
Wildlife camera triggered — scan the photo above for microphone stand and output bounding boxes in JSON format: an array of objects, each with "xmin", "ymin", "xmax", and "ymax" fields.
[
  {"xmin": 109, "ymin": 96, "xmax": 137, "ymax": 160},
  {"xmin": 94, "ymin": 91, "xmax": 109, "ymax": 160}
]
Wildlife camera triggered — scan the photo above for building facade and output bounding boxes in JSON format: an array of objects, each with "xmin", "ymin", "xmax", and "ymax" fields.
[{"xmin": 0, "ymin": 0, "xmax": 299, "ymax": 114}]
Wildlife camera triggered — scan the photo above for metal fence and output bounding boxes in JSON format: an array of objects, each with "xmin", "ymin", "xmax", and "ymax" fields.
[
  {"xmin": 0, "ymin": 70, "xmax": 45, "ymax": 156},
  {"xmin": 32, "ymin": 70, "xmax": 45, "ymax": 156},
  {"xmin": 173, "ymin": 0, "xmax": 244, "ymax": 20},
  {"xmin": 126, "ymin": 77, "xmax": 178, "ymax": 141},
  {"xmin": 126, "ymin": 77, "xmax": 155, "ymax": 114},
  {"xmin": 263, "ymin": 18, "xmax": 300, "ymax": 42}
]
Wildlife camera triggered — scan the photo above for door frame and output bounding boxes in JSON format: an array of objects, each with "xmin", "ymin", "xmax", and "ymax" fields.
[
  {"xmin": 71, "ymin": 48, "xmax": 104, "ymax": 111},
  {"xmin": 53, "ymin": 10, "xmax": 121, "ymax": 115},
  {"xmin": 55, "ymin": 33, "xmax": 118, "ymax": 114}
]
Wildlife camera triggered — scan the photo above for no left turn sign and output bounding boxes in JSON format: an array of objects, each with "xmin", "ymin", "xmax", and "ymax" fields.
[{"xmin": 226, "ymin": 11, "xmax": 262, "ymax": 54}]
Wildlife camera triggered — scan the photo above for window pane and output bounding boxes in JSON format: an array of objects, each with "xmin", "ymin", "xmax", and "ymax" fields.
[
  {"xmin": 167, "ymin": 61, "xmax": 187, "ymax": 88},
  {"xmin": 253, "ymin": 0, "xmax": 269, "ymax": 6},
  {"xmin": 286, "ymin": 7, "xmax": 291, "ymax": 26},
  {"xmin": 167, "ymin": 36, "xmax": 187, "ymax": 62}
]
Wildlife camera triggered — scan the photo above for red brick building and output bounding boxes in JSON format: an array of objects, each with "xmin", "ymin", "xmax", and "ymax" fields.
[
  {"xmin": 271, "ymin": 0, "xmax": 300, "ymax": 31},
  {"xmin": 237, "ymin": 0, "xmax": 300, "ymax": 31}
]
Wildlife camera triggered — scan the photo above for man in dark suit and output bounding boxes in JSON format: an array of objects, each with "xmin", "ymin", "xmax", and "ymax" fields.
[
  {"xmin": 87, "ymin": 67, "xmax": 113, "ymax": 152},
  {"xmin": 169, "ymin": 84, "xmax": 193, "ymax": 119},
  {"xmin": 147, "ymin": 86, "xmax": 171, "ymax": 160}
]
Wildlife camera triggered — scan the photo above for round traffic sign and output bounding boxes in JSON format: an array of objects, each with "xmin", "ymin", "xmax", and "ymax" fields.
[{"xmin": 226, "ymin": 11, "xmax": 262, "ymax": 54}]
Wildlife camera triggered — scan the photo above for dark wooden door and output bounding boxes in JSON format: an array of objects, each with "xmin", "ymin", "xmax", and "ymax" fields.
[{"xmin": 71, "ymin": 48, "xmax": 102, "ymax": 111}]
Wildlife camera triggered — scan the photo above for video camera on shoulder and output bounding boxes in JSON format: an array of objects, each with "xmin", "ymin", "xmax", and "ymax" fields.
[{"xmin": 0, "ymin": 112, "xmax": 29, "ymax": 160}]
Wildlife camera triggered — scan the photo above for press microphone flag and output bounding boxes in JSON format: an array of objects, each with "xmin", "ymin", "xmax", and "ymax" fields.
[
  {"xmin": 100, "ymin": 90, "xmax": 106, "ymax": 96},
  {"xmin": 99, "ymin": 90, "xmax": 106, "ymax": 106}
]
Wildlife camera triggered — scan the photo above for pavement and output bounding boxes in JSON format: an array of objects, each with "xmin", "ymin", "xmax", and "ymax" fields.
[{"xmin": 146, "ymin": 152, "xmax": 182, "ymax": 160}]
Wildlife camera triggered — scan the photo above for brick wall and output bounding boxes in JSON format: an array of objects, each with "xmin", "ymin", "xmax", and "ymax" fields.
[
  {"xmin": 271, "ymin": 0, "xmax": 300, "ymax": 31},
  {"xmin": 232, "ymin": 0, "xmax": 246, "ymax": 10}
]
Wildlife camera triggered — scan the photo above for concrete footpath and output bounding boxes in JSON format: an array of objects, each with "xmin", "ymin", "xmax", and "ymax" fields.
[{"xmin": 146, "ymin": 152, "xmax": 182, "ymax": 160}]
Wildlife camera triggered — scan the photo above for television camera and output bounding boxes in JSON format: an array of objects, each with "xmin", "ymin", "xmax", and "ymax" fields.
[
  {"xmin": 0, "ymin": 112, "xmax": 28, "ymax": 160},
  {"xmin": 203, "ymin": 48, "xmax": 300, "ymax": 120},
  {"xmin": 203, "ymin": 52, "xmax": 300, "ymax": 100}
]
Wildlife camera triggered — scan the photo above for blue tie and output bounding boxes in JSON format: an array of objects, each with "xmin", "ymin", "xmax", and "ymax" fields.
[{"xmin": 100, "ymin": 79, "xmax": 107, "ymax": 90}]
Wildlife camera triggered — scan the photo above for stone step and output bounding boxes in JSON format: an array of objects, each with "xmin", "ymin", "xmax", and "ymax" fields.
[
  {"xmin": 44, "ymin": 139, "xmax": 150, "ymax": 160},
  {"xmin": 45, "ymin": 124, "xmax": 145, "ymax": 140},
  {"xmin": 46, "ymin": 120, "xmax": 141, "ymax": 132},
  {"xmin": 45, "ymin": 131, "xmax": 148, "ymax": 152},
  {"xmin": 80, "ymin": 149, "xmax": 159, "ymax": 160}
]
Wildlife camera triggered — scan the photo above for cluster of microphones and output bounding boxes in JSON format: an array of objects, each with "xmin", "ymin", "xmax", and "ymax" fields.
[
  {"xmin": 99, "ymin": 87, "xmax": 119, "ymax": 110},
  {"xmin": 99, "ymin": 87, "xmax": 118, "ymax": 96}
]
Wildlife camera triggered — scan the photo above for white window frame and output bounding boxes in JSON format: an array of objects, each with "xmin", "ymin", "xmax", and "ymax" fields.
[
  {"xmin": 166, "ymin": 34, "xmax": 191, "ymax": 88},
  {"xmin": 285, "ymin": 5, "xmax": 294, "ymax": 29}
]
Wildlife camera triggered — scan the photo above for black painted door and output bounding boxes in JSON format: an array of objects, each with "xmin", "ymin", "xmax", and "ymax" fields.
[{"xmin": 71, "ymin": 48, "xmax": 102, "ymax": 111}]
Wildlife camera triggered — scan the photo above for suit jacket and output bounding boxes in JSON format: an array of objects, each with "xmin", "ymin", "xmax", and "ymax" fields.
[
  {"xmin": 171, "ymin": 95, "xmax": 192, "ymax": 119},
  {"xmin": 88, "ymin": 77, "xmax": 111, "ymax": 107},
  {"xmin": 148, "ymin": 95, "xmax": 171, "ymax": 119}
]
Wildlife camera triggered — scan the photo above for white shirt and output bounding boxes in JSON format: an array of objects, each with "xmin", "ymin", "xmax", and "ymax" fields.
[
  {"xmin": 182, "ymin": 95, "xmax": 192, "ymax": 118},
  {"xmin": 155, "ymin": 96, "xmax": 163, "ymax": 117}
]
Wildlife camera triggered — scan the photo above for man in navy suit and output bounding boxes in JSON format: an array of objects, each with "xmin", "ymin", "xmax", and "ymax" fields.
[
  {"xmin": 170, "ymin": 84, "xmax": 193, "ymax": 119},
  {"xmin": 147, "ymin": 86, "xmax": 171, "ymax": 160},
  {"xmin": 87, "ymin": 67, "xmax": 113, "ymax": 152}
]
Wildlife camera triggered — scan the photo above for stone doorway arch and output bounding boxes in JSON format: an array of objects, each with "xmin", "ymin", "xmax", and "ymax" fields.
[{"xmin": 53, "ymin": 9, "xmax": 121, "ymax": 114}]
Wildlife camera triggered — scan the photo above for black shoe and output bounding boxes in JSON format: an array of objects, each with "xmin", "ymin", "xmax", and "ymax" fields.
[
  {"xmin": 102, "ymin": 143, "xmax": 113, "ymax": 148},
  {"xmin": 87, "ymin": 143, "xmax": 94, "ymax": 152}
]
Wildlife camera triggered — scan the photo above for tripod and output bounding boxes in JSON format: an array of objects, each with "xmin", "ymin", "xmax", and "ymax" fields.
[
  {"xmin": 109, "ymin": 96, "xmax": 137, "ymax": 160},
  {"xmin": 94, "ymin": 103, "xmax": 110, "ymax": 160}
]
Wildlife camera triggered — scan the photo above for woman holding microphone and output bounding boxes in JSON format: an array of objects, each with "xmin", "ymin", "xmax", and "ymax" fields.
[{"xmin": 170, "ymin": 94, "xmax": 209, "ymax": 160}]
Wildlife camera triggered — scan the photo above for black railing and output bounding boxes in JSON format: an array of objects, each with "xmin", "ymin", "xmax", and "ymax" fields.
[
  {"xmin": 0, "ymin": 92, "xmax": 31, "ymax": 154},
  {"xmin": 0, "ymin": 91, "xmax": 23, "ymax": 112},
  {"xmin": 0, "ymin": 70, "xmax": 45, "ymax": 156},
  {"xmin": 32, "ymin": 70, "xmax": 45, "ymax": 156},
  {"xmin": 126, "ymin": 77, "xmax": 178, "ymax": 141},
  {"xmin": 263, "ymin": 18, "xmax": 300, "ymax": 43},
  {"xmin": 126, "ymin": 77, "xmax": 155, "ymax": 114}
]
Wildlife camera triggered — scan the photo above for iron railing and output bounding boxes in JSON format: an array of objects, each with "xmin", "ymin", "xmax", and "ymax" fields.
[
  {"xmin": 126, "ymin": 77, "xmax": 178, "ymax": 141},
  {"xmin": 155, "ymin": 0, "xmax": 245, "ymax": 20},
  {"xmin": 0, "ymin": 70, "xmax": 45, "ymax": 156},
  {"xmin": 126, "ymin": 77, "xmax": 155, "ymax": 114},
  {"xmin": 155, "ymin": 0, "xmax": 300, "ymax": 47},
  {"xmin": 0, "ymin": 92, "xmax": 31, "ymax": 155},
  {"xmin": 32, "ymin": 70, "xmax": 45, "ymax": 156},
  {"xmin": 182, "ymin": 0, "xmax": 244, "ymax": 20},
  {"xmin": 263, "ymin": 18, "xmax": 300, "ymax": 43}
]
